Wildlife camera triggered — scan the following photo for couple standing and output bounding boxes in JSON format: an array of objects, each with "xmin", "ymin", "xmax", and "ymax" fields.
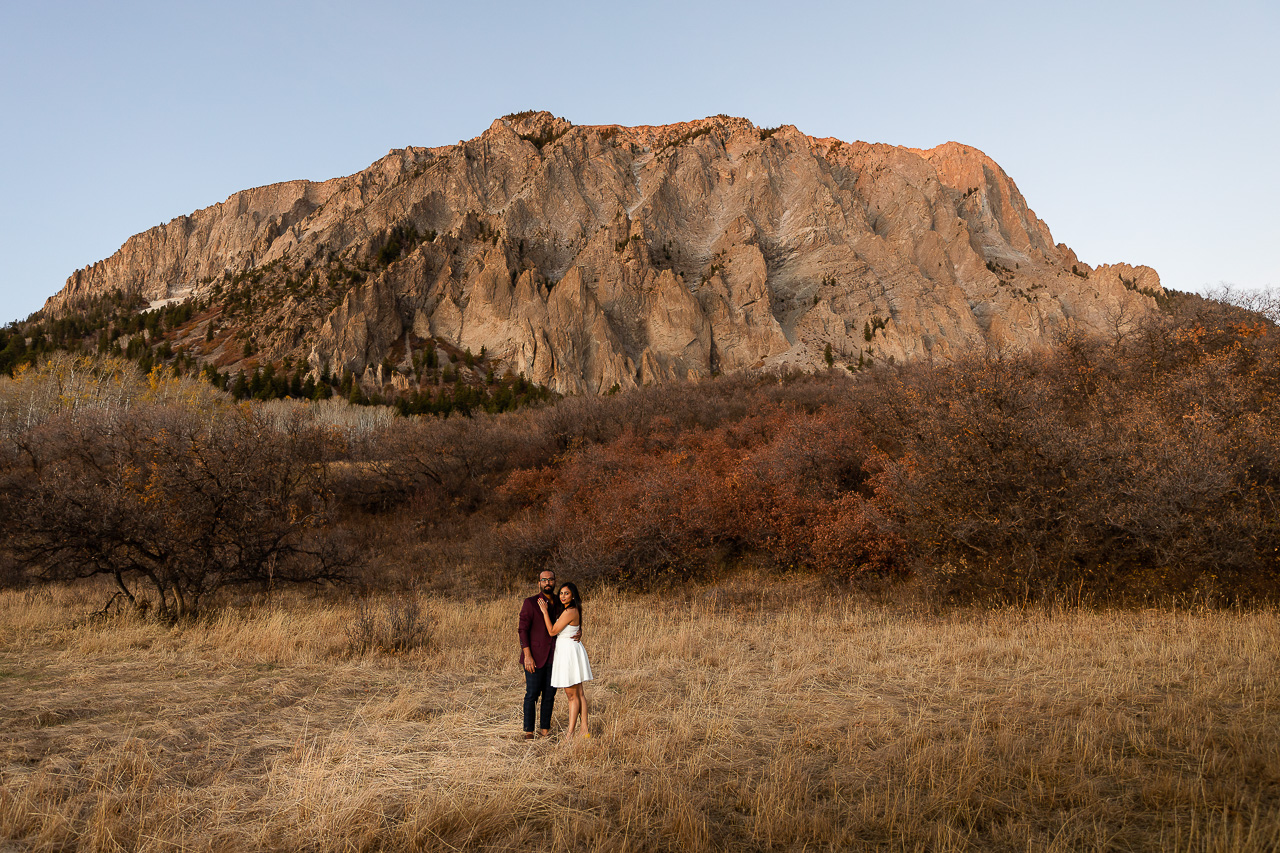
[{"xmin": 518, "ymin": 570, "xmax": 593, "ymax": 740}]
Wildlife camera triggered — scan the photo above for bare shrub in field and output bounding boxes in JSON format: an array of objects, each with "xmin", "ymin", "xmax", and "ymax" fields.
[
  {"xmin": 344, "ymin": 597, "xmax": 429, "ymax": 656},
  {"xmin": 2, "ymin": 584, "xmax": 1277, "ymax": 851},
  {"xmin": 1, "ymin": 399, "xmax": 356, "ymax": 615}
]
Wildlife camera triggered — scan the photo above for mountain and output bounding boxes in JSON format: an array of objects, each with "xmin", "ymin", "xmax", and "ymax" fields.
[{"xmin": 45, "ymin": 111, "xmax": 1163, "ymax": 393}]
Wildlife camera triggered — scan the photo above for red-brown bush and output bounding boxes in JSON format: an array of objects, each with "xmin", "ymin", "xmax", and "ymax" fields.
[{"xmin": 500, "ymin": 406, "xmax": 904, "ymax": 584}]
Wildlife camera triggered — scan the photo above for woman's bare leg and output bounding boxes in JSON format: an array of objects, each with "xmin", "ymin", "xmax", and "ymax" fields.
[
  {"xmin": 564, "ymin": 685, "xmax": 580, "ymax": 739},
  {"xmin": 578, "ymin": 684, "xmax": 590, "ymax": 737}
]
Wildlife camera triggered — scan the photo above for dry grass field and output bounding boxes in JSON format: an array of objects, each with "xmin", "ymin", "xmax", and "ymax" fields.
[{"xmin": 1, "ymin": 579, "xmax": 1278, "ymax": 852}]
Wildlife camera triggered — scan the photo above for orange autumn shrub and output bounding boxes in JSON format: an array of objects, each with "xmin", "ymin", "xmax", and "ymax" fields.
[{"xmin": 500, "ymin": 406, "xmax": 905, "ymax": 584}]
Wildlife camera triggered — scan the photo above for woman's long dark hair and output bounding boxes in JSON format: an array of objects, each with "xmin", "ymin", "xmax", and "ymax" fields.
[{"xmin": 559, "ymin": 582, "xmax": 583, "ymax": 619}]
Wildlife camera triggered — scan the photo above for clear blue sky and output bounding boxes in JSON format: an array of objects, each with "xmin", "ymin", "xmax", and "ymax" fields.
[{"xmin": 2, "ymin": 0, "xmax": 1276, "ymax": 325}]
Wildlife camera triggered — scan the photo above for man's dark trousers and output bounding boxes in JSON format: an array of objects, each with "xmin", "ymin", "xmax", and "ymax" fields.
[{"xmin": 524, "ymin": 665, "xmax": 555, "ymax": 732}]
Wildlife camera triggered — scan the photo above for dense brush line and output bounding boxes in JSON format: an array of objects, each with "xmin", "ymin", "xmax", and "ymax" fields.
[{"xmin": 2, "ymin": 290, "xmax": 1278, "ymax": 606}]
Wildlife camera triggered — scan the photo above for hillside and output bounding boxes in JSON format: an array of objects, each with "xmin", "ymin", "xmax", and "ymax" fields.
[{"xmin": 42, "ymin": 112, "xmax": 1164, "ymax": 394}]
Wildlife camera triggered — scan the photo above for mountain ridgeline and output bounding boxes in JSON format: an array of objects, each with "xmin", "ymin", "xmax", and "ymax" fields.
[{"xmin": 45, "ymin": 112, "xmax": 1164, "ymax": 394}]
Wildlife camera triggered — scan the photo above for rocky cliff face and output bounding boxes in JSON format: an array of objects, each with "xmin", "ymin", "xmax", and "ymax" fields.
[{"xmin": 46, "ymin": 112, "xmax": 1164, "ymax": 393}]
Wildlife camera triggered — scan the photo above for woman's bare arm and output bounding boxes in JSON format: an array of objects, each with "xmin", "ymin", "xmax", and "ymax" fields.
[{"xmin": 539, "ymin": 601, "xmax": 578, "ymax": 636}]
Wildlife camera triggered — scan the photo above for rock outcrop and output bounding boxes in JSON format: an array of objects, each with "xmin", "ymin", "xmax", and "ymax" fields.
[{"xmin": 45, "ymin": 112, "xmax": 1164, "ymax": 393}]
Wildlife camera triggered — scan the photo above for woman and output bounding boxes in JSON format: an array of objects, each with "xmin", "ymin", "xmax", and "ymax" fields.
[{"xmin": 537, "ymin": 582, "xmax": 593, "ymax": 740}]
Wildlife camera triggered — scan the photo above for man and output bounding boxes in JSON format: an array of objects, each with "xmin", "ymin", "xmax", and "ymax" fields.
[{"xmin": 518, "ymin": 570, "xmax": 562, "ymax": 739}]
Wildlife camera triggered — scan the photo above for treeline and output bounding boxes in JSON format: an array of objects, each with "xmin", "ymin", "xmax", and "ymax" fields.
[
  {"xmin": 1, "ymin": 292, "xmax": 183, "ymax": 374},
  {"xmin": 203, "ymin": 350, "xmax": 555, "ymax": 415},
  {"xmin": 4, "ymin": 291, "xmax": 557, "ymax": 418},
  {"xmin": 3, "ymin": 291, "xmax": 1279, "ymax": 609},
  {"xmin": 3, "ymin": 292, "xmax": 221, "ymax": 380}
]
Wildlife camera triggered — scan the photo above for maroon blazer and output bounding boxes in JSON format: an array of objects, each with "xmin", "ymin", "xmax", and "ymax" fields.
[{"xmin": 518, "ymin": 594, "xmax": 563, "ymax": 668}]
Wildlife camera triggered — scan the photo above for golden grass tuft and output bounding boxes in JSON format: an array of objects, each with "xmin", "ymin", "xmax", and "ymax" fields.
[{"xmin": 1, "ymin": 580, "xmax": 1278, "ymax": 851}]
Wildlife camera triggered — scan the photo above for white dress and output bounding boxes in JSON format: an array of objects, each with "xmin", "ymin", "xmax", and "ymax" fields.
[{"xmin": 550, "ymin": 624, "xmax": 593, "ymax": 688}]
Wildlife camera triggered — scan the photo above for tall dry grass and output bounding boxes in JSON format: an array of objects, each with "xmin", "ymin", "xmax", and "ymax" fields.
[{"xmin": 1, "ymin": 580, "xmax": 1278, "ymax": 851}]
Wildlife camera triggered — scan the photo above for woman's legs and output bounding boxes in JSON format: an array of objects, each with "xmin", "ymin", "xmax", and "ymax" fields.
[
  {"xmin": 578, "ymin": 683, "xmax": 590, "ymax": 737},
  {"xmin": 564, "ymin": 684, "xmax": 580, "ymax": 738}
]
